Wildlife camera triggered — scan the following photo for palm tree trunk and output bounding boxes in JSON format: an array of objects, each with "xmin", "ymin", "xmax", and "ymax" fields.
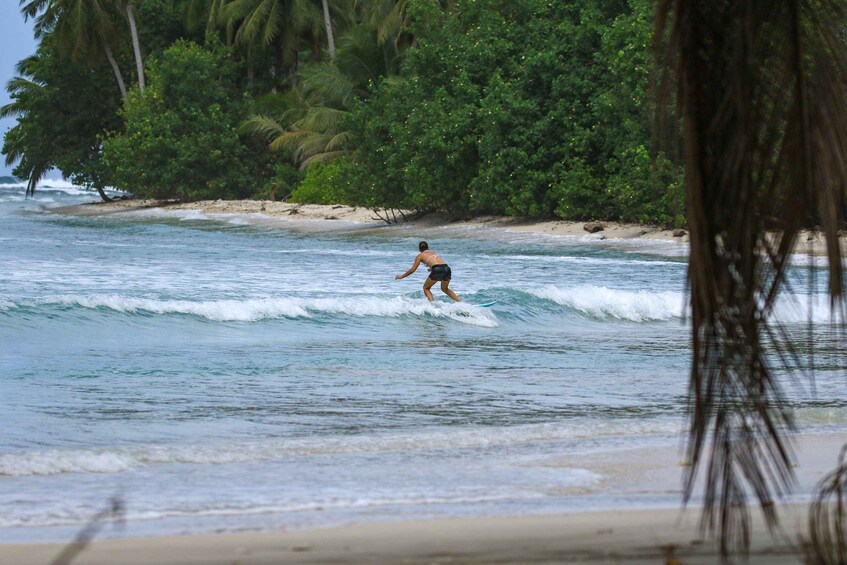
[
  {"xmin": 123, "ymin": 0, "xmax": 145, "ymax": 92},
  {"xmin": 321, "ymin": 0, "xmax": 335, "ymax": 60},
  {"xmin": 104, "ymin": 45, "xmax": 127, "ymax": 98}
]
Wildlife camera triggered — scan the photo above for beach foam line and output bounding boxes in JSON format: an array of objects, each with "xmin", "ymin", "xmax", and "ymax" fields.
[
  {"xmin": 0, "ymin": 420, "xmax": 683, "ymax": 477},
  {"xmin": 0, "ymin": 483, "xmax": 611, "ymax": 529}
]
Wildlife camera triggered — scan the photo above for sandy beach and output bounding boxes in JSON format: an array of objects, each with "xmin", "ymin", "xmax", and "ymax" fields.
[
  {"xmin": 0, "ymin": 504, "xmax": 815, "ymax": 564},
  {"xmin": 55, "ymin": 197, "xmax": 846, "ymax": 257}
]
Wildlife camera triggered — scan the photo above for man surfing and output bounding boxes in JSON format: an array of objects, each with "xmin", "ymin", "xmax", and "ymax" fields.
[{"xmin": 395, "ymin": 241, "xmax": 462, "ymax": 302}]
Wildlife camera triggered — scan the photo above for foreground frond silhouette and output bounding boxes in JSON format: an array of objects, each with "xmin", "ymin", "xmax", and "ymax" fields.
[{"xmin": 656, "ymin": 0, "xmax": 847, "ymax": 560}]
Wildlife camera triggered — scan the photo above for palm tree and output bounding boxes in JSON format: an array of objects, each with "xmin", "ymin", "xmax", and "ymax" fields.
[
  {"xmin": 0, "ymin": 56, "xmax": 53, "ymax": 197},
  {"xmin": 19, "ymin": 0, "xmax": 144, "ymax": 93},
  {"xmin": 655, "ymin": 0, "xmax": 847, "ymax": 560},
  {"xmin": 220, "ymin": 0, "xmax": 336, "ymax": 86},
  {"xmin": 240, "ymin": 62, "xmax": 353, "ymax": 168},
  {"xmin": 181, "ymin": 0, "xmax": 229, "ymax": 41},
  {"xmin": 19, "ymin": 0, "xmax": 128, "ymax": 96},
  {"xmin": 364, "ymin": 0, "xmax": 454, "ymax": 56},
  {"xmin": 240, "ymin": 22, "xmax": 395, "ymax": 168}
]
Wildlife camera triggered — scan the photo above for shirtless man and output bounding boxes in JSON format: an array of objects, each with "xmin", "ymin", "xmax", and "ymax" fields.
[{"xmin": 395, "ymin": 241, "xmax": 462, "ymax": 302}]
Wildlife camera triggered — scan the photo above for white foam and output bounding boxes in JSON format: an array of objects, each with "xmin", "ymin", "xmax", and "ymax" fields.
[
  {"xmin": 0, "ymin": 179, "xmax": 126, "ymax": 197},
  {"xmin": 18, "ymin": 294, "xmax": 497, "ymax": 326},
  {"xmin": 0, "ymin": 419, "xmax": 679, "ymax": 477},
  {"xmin": 531, "ymin": 285, "xmax": 688, "ymax": 322},
  {"xmin": 529, "ymin": 285, "xmax": 846, "ymax": 324}
]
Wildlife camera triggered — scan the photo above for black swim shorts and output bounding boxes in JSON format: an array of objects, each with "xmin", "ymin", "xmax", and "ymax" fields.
[{"xmin": 429, "ymin": 264, "xmax": 452, "ymax": 281}]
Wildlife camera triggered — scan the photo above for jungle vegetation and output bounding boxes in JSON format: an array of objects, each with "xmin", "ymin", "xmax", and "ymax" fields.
[{"xmin": 3, "ymin": 0, "xmax": 685, "ymax": 224}]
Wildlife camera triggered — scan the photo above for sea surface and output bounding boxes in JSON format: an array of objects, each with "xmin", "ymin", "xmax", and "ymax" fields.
[{"xmin": 1, "ymin": 182, "xmax": 845, "ymax": 543}]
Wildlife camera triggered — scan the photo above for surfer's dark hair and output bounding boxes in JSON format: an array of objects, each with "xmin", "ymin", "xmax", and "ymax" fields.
[{"xmin": 419, "ymin": 241, "xmax": 428, "ymax": 252}]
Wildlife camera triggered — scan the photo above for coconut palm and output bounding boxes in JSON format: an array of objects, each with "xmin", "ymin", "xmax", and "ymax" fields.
[
  {"xmin": 240, "ymin": 22, "xmax": 395, "ymax": 168},
  {"xmin": 19, "ymin": 0, "xmax": 128, "ymax": 96},
  {"xmin": 181, "ymin": 0, "xmax": 229, "ymax": 41},
  {"xmin": 19, "ymin": 0, "xmax": 144, "ymax": 93},
  {"xmin": 655, "ymin": 0, "xmax": 847, "ymax": 560},
  {"xmin": 240, "ymin": 62, "xmax": 353, "ymax": 168},
  {"xmin": 0, "ymin": 56, "xmax": 52, "ymax": 197},
  {"xmin": 321, "ymin": 0, "xmax": 335, "ymax": 59},
  {"xmin": 222, "ymin": 0, "xmax": 322, "ymax": 82}
]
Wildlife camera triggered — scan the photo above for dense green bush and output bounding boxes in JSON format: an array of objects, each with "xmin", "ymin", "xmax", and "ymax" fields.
[
  {"xmin": 101, "ymin": 41, "xmax": 256, "ymax": 200},
  {"xmin": 346, "ymin": 0, "xmax": 683, "ymax": 223},
  {"xmin": 290, "ymin": 158, "xmax": 358, "ymax": 205}
]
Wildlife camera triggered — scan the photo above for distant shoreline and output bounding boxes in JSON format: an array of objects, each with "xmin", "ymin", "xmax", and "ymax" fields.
[{"xmin": 54, "ymin": 198, "xmax": 846, "ymax": 257}]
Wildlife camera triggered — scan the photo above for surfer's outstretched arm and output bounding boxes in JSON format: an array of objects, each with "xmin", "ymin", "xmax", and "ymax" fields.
[{"xmin": 395, "ymin": 253, "xmax": 423, "ymax": 280}]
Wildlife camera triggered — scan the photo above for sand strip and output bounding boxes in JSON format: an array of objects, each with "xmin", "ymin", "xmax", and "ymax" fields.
[
  {"xmin": 0, "ymin": 504, "xmax": 814, "ymax": 564},
  {"xmin": 52, "ymin": 198, "xmax": 847, "ymax": 256}
]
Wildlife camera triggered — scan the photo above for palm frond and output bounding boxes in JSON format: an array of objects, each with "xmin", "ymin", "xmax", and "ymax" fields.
[
  {"xmin": 297, "ymin": 106, "xmax": 346, "ymax": 133},
  {"xmin": 806, "ymin": 444, "xmax": 847, "ymax": 564},
  {"xmin": 301, "ymin": 149, "xmax": 347, "ymax": 168},
  {"xmin": 238, "ymin": 114, "xmax": 286, "ymax": 140},
  {"xmin": 325, "ymin": 130, "xmax": 352, "ymax": 152},
  {"xmin": 267, "ymin": 129, "xmax": 313, "ymax": 154},
  {"xmin": 656, "ymin": 0, "xmax": 847, "ymax": 560},
  {"xmin": 301, "ymin": 63, "xmax": 355, "ymax": 108}
]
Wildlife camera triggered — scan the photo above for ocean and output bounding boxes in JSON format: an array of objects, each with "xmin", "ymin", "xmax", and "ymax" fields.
[{"xmin": 1, "ymin": 182, "xmax": 844, "ymax": 543}]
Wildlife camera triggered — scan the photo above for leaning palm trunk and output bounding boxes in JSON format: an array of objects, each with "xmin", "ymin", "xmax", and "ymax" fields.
[
  {"xmin": 656, "ymin": 0, "xmax": 847, "ymax": 560},
  {"xmin": 103, "ymin": 44, "xmax": 127, "ymax": 98},
  {"xmin": 123, "ymin": 0, "xmax": 144, "ymax": 91}
]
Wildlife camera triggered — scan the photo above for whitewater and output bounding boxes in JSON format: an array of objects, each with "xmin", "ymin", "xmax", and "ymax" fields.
[{"xmin": 1, "ymin": 182, "xmax": 845, "ymax": 543}]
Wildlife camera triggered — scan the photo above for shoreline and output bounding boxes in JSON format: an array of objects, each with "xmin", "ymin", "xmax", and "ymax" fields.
[
  {"xmin": 4, "ymin": 431, "xmax": 841, "ymax": 564},
  {"xmin": 55, "ymin": 197, "xmax": 689, "ymax": 240},
  {"xmin": 0, "ymin": 504, "xmax": 811, "ymax": 564},
  {"xmin": 53, "ymin": 197, "xmax": 846, "ymax": 256}
]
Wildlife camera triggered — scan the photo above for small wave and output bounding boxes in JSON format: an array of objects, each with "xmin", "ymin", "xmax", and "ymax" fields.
[
  {"xmin": 529, "ymin": 285, "xmax": 687, "ymax": 322},
  {"xmin": 7, "ymin": 294, "xmax": 498, "ymax": 327},
  {"xmin": 527, "ymin": 285, "xmax": 845, "ymax": 324},
  {"xmin": 0, "ymin": 179, "xmax": 126, "ymax": 197},
  {"xmin": 0, "ymin": 420, "xmax": 679, "ymax": 477}
]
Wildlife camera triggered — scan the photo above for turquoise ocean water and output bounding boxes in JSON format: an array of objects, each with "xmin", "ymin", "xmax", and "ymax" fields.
[{"xmin": 1, "ymin": 182, "xmax": 845, "ymax": 543}]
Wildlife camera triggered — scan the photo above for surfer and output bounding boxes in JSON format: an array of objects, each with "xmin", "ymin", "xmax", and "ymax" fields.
[{"xmin": 395, "ymin": 241, "xmax": 462, "ymax": 302}]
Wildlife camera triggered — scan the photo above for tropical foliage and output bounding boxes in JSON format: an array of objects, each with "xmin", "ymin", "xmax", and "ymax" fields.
[{"xmin": 4, "ymin": 0, "xmax": 682, "ymax": 226}]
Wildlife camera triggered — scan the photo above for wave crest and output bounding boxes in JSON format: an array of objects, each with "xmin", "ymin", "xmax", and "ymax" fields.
[{"xmin": 6, "ymin": 294, "xmax": 498, "ymax": 327}]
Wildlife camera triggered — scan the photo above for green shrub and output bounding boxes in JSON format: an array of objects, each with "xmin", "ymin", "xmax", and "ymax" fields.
[{"xmin": 102, "ymin": 40, "xmax": 256, "ymax": 200}]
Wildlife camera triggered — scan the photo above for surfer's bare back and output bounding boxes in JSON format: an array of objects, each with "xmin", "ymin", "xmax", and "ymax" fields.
[{"xmin": 395, "ymin": 241, "xmax": 462, "ymax": 302}]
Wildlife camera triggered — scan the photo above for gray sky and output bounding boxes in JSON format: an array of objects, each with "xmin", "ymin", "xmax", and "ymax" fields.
[{"xmin": 0, "ymin": 3, "xmax": 38, "ymax": 177}]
